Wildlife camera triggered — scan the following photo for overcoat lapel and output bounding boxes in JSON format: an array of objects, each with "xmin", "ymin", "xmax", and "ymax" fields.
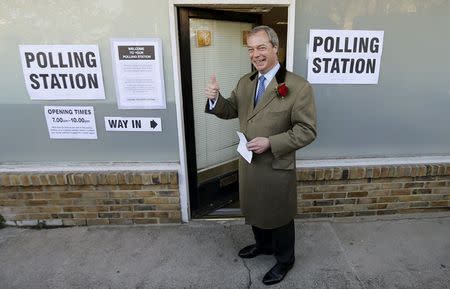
[
  {"xmin": 246, "ymin": 71, "xmax": 259, "ymax": 119},
  {"xmin": 247, "ymin": 65, "xmax": 287, "ymax": 121}
]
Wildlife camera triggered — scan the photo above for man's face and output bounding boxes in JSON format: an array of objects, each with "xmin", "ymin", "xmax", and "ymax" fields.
[{"xmin": 247, "ymin": 30, "xmax": 278, "ymax": 74}]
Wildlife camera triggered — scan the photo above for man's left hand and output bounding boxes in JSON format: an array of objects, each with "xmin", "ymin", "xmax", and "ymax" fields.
[{"xmin": 247, "ymin": 137, "xmax": 270, "ymax": 154}]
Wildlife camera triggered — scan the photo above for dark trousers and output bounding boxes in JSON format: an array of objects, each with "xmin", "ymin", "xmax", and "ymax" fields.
[{"xmin": 252, "ymin": 220, "xmax": 295, "ymax": 265}]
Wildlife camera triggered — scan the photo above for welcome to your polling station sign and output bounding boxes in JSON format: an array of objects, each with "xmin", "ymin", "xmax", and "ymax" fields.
[{"xmin": 307, "ymin": 29, "xmax": 384, "ymax": 84}]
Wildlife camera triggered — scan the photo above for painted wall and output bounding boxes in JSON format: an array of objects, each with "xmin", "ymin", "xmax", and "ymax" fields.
[
  {"xmin": 2, "ymin": 0, "xmax": 450, "ymax": 163},
  {"xmin": 294, "ymin": 0, "xmax": 450, "ymax": 159},
  {"xmin": 0, "ymin": 0, "xmax": 179, "ymax": 162}
]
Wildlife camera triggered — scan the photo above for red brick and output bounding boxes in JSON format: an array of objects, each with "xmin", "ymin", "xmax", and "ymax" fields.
[
  {"xmin": 60, "ymin": 192, "xmax": 82, "ymax": 198},
  {"xmin": 391, "ymin": 189, "xmax": 411, "ymax": 196},
  {"xmin": 348, "ymin": 191, "xmax": 368, "ymax": 198},
  {"xmin": 322, "ymin": 206, "xmax": 344, "ymax": 213},
  {"xmin": 122, "ymin": 212, "xmax": 145, "ymax": 219},
  {"xmin": 335, "ymin": 198, "xmax": 356, "ymax": 205},
  {"xmin": 323, "ymin": 192, "xmax": 347, "ymax": 199},
  {"xmin": 356, "ymin": 211, "xmax": 377, "ymax": 216},
  {"xmin": 86, "ymin": 206, "xmax": 109, "ymax": 212},
  {"xmin": 109, "ymin": 205, "xmax": 132, "ymax": 212},
  {"xmin": 410, "ymin": 202, "xmax": 429, "ymax": 208},
  {"xmin": 133, "ymin": 219, "xmax": 158, "ymax": 224},
  {"xmin": 357, "ymin": 198, "xmax": 377, "ymax": 204},
  {"xmin": 26, "ymin": 200, "xmax": 48, "ymax": 206},
  {"xmin": 368, "ymin": 204, "xmax": 388, "ymax": 210},
  {"xmin": 299, "ymin": 207, "xmax": 322, "ymax": 213},
  {"xmin": 87, "ymin": 219, "xmax": 109, "ymax": 225},
  {"xmin": 73, "ymin": 213, "xmax": 97, "ymax": 219},
  {"xmin": 110, "ymin": 219, "xmax": 133, "ymax": 225},
  {"xmin": 63, "ymin": 206, "xmax": 84, "ymax": 212},
  {"xmin": 430, "ymin": 200, "xmax": 449, "ymax": 207},
  {"xmin": 301, "ymin": 193, "xmax": 324, "ymax": 200},
  {"xmin": 378, "ymin": 196, "xmax": 399, "ymax": 203},
  {"xmin": 333, "ymin": 212, "xmax": 354, "ymax": 217}
]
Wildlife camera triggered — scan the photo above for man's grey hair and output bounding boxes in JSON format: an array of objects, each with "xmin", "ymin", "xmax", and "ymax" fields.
[{"xmin": 248, "ymin": 25, "xmax": 279, "ymax": 48}]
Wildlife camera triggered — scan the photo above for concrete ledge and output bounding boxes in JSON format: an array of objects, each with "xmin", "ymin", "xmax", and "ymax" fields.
[
  {"xmin": 0, "ymin": 162, "xmax": 180, "ymax": 173},
  {"xmin": 297, "ymin": 155, "xmax": 450, "ymax": 168}
]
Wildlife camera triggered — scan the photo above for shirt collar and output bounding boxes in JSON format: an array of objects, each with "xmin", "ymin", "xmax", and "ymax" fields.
[{"xmin": 258, "ymin": 62, "xmax": 280, "ymax": 85}]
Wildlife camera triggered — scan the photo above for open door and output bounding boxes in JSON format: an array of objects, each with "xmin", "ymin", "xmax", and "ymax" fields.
[{"xmin": 178, "ymin": 7, "xmax": 260, "ymax": 217}]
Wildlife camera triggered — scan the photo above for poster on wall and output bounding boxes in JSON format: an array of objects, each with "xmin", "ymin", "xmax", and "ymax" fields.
[
  {"xmin": 44, "ymin": 106, "xmax": 98, "ymax": 139},
  {"xmin": 19, "ymin": 45, "xmax": 105, "ymax": 100},
  {"xmin": 307, "ymin": 29, "xmax": 384, "ymax": 84},
  {"xmin": 111, "ymin": 38, "xmax": 166, "ymax": 109}
]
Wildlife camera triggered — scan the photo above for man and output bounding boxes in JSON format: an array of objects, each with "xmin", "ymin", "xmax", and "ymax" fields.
[{"xmin": 205, "ymin": 26, "xmax": 317, "ymax": 285}]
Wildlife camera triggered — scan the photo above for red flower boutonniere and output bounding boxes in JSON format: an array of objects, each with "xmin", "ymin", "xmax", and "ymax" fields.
[{"xmin": 275, "ymin": 83, "xmax": 289, "ymax": 98}]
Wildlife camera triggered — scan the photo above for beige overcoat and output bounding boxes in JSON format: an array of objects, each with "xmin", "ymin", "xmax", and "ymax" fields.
[{"xmin": 205, "ymin": 66, "xmax": 317, "ymax": 229}]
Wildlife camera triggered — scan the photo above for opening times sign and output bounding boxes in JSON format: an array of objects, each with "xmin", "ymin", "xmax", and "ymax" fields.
[
  {"xmin": 307, "ymin": 29, "xmax": 384, "ymax": 84},
  {"xmin": 44, "ymin": 106, "xmax": 98, "ymax": 139}
]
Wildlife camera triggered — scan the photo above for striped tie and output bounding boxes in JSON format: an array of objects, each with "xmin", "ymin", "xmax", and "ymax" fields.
[{"xmin": 254, "ymin": 75, "xmax": 266, "ymax": 106}]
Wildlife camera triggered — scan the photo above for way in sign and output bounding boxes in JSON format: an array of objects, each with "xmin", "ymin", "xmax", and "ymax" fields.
[
  {"xmin": 104, "ymin": 117, "xmax": 162, "ymax": 132},
  {"xmin": 108, "ymin": 119, "xmax": 140, "ymax": 129}
]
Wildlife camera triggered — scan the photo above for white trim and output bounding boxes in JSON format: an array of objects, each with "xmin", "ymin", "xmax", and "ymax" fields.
[
  {"xmin": 169, "ymin": 0, "xmax": 296, "ymax": 224},
  {"xmin": 0, "ymin": 162, "xmax": 180, "ymax": 173},
  {"xmin": 297, "ymin": 156, "xmax": 450, "ymax": 168},
  {"xmin": 172, "ymin": 0, "xmax": 292, "ymax": 4},
  {"xmin": 286, "ymin": 0, "xmax": 296, "ymax": 71},
  {"xmin": 169, "ymin": 1, "xmax": 190, "ymax": 223}
]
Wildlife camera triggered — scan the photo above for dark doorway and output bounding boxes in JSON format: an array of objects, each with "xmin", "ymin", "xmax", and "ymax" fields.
[{"xmin": 177, "ymin": 6, "xmax": 287, "ymax": 218}]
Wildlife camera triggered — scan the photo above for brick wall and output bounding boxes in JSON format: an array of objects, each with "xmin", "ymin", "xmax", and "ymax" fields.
[
  {"xmin": 0, "ymin": 171, "xmax": 180, "ymax": 226},
  {"xmin": 1, "ymin": 164, "xmax": 449, "ymax": 226},
  {"xmin": 296, "ymin": 164, "xmax": 450, "ymax": 218}
]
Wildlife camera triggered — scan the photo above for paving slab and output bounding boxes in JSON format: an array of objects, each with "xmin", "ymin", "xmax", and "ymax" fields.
[
  {"xmin": 0, "ymin": 213, "xmax": 449, "ymax": 289},
  {"xmin": 229, "ymin": 222, "xmax": 363, "ymax": 289},
  {"xmin": 331, "ymin": 215, "xmax": 450, "ymax": 289},
  {"xmin": 0, "ymin": 224, "xmax": 247, "ymax": 289}
]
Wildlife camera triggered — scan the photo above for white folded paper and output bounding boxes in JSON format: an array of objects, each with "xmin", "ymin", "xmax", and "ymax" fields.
[{"xmin": 236, "ymin": 131, "xmax": 253, "ymax": 164}]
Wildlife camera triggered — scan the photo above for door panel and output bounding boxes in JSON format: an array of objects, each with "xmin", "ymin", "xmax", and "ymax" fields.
[{"xmin": 189, "ymin": 18, "xmax": 252, "ymax": 169}]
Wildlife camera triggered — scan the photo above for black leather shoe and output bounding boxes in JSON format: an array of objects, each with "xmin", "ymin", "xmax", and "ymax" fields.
[
  {"xmin": 238, "ymin": 244, "xmax": 273, "ymax": 258},
  {"xmin": 262, "ymin": 262, "xmax": 294, "ymax": 285}
]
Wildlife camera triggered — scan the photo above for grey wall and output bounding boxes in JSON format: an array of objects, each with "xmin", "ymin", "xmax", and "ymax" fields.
[
  {"xmin": 0, "ymin": 0, "xmax": 179, "ymax": 162},
  {"xmin": 2, "ymin": 0, "xmax": 450, "ymax": 163},
  {"xmin": 294, "ymin": 0, "xmax": 450, "ymax": 159}
]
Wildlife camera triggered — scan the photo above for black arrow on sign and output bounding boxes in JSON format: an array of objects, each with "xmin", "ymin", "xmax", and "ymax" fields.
[{"xmin": 150, "ymin": 120, "xmax": 158, "ymax": 129}]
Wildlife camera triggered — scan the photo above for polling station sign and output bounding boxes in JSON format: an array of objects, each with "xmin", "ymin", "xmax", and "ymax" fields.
[
  {"xmin": 19, "ymin": 45, "xmax": 105, "ymax": 100},
  {"xmin": 307, "ymin": 30, "xmax": 384, "ymax": 84}
]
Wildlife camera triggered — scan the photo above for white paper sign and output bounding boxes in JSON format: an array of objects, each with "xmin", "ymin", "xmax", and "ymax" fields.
[
  {"xmin": 19, "ymin": 45, "xmax": 105, "ymax": 100},
  {"xmin": 44, "ymin": 106, "xmax": 97, "ymax": 139},
  {"xmin": 111, "ymin": 38, "xmax": 166, "ymax": 109},
  {"xmin": 236, "ymin": 131, "xmax": 252, "ymax": 164},
  {"xmin": 307, "ymin": 29, "xmax": 384, "ymax": 84},
  {"xmin": 104, "ymin": 117, "xmax": 162, "ymax": 132}
]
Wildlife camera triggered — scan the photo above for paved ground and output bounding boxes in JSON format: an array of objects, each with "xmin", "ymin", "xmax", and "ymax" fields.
[{"xmin": 0, "ymin": 212, "xmax": 449, "ymax": 289}]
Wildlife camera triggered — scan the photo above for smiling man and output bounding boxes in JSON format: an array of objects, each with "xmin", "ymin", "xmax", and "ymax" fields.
[{"xmin": 205, "ymin": 25, "xmax": 317, "ymax": 285}]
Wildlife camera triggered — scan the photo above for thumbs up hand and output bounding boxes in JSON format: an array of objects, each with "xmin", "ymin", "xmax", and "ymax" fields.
[{"xmin": 205, "ymin": 74, "xmax": 220, "ymax": 101}]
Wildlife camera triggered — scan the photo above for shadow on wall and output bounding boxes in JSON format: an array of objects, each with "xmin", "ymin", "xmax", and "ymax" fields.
[{"xmin": 0, "ymin": 214, "xmax": 5, "ymax": 229}]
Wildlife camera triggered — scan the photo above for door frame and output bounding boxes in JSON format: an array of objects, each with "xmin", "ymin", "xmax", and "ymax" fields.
[
  {"xmin": 177, "ymin": 7, "xmax": 260, "ymax": 217},
  {"xmin": 168, "ymin": 0, "xmax": 297, "ymax": 222}
]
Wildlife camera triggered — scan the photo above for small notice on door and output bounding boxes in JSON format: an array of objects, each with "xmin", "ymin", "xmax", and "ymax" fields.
[
  {"xmin": 44, "ymin": 106, "xmax": 97, "ymax": 139},
  {"xmin": 104, "ymin": 117, "xmax": 162, "ymax": 132}
]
